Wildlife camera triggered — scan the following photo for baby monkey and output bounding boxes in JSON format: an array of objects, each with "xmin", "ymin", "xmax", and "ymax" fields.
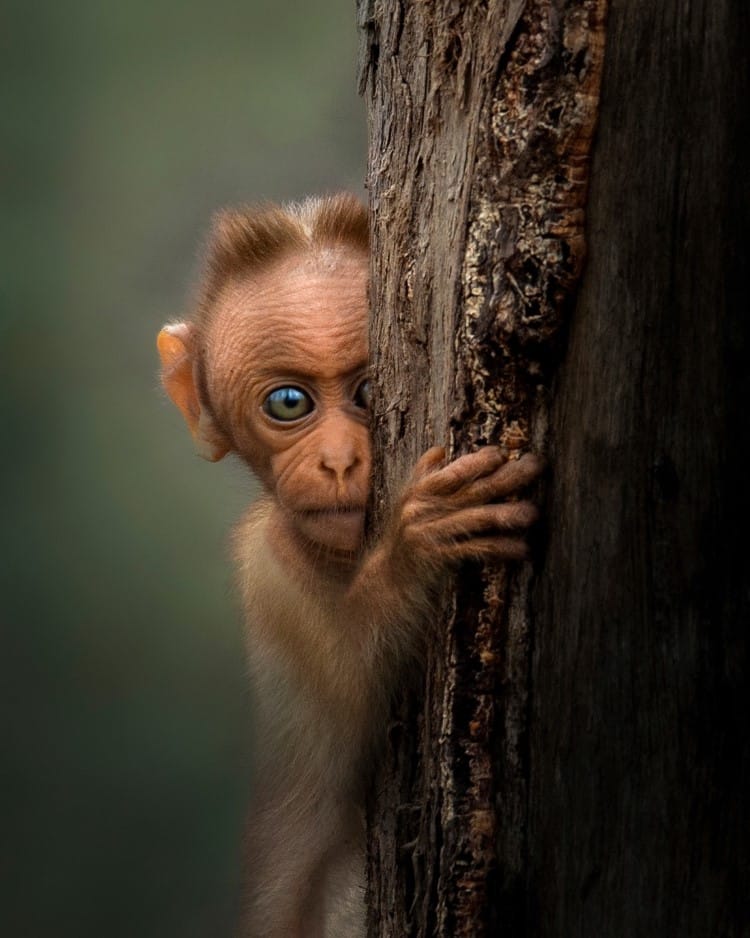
[{"xmin": 157, "ymin": 194, "xmax": 540, "ymax": 937}]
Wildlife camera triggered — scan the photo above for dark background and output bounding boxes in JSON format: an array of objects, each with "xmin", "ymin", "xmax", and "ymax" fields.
[{"xmin": 1, "ymin": 3, "xmax": 365, "ymax": 935}]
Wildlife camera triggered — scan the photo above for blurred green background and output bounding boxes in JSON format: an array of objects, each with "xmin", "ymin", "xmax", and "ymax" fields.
[{"xmin": 1, "ymin": 2, "xmax": 365, "ymax": 935}]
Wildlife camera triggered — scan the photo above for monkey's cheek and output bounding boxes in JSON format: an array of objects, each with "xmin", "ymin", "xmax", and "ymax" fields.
[{"xmin": 296, "ymin": 510, "xmax": 365, "ymax": 553}]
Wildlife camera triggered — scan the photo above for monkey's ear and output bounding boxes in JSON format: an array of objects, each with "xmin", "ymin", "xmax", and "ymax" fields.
[{"xmin": 157, "ymin": 324, "xmax": 230, "ymax": 462}]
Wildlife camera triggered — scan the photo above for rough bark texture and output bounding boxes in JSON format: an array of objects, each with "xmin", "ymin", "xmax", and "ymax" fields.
[
  {"xmin": 360, "ymin": 0, "xmax": 749, "ymax": 936},
  {"xmin": 359, "ymin": 0, "xmax": 606, "ymax": 934}
]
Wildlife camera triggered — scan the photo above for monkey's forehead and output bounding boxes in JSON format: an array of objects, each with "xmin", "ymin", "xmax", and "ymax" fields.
[
  {"xmin": 209, "ymin": 264, "xmax": 367, "ymax": 330},
  {"xmin": 211, "ymin": 253, "xmax": 367, "ymax": 314},
  {"xmin": 209, "ymin": 308, "xmax": 367, "ymax": 368},
  {"xmin": 203, "ymin": 265, "xmax": 369, "ymax": 382}
]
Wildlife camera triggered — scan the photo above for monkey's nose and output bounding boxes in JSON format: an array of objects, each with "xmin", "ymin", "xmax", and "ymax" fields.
[{"xmin": 319, "ymin": 447, "xmax": 361, "ymax": 487}]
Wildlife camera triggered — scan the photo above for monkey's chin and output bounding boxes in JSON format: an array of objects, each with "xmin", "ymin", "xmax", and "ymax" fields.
[{"xmin": 294, "ymin": 508, "xmax": 365, "ymax": 555}]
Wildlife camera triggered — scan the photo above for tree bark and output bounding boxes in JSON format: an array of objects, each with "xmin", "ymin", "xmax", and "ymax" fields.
[{"xmin": 359, "ymin": 0, "xmax": 749, "ymax": 936}]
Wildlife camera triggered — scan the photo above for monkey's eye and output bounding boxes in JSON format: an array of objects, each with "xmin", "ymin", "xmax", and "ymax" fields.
[
  {"xmin": 263, "ymin": 387, "xmax": 314, "ymax": 422},
  {"xmin": 354, "ymin": 379, "xmax": 371, "ymax": 410}
]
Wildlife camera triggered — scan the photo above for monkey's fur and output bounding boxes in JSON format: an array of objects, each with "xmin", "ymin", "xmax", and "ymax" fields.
[{"xmin": 158, "ymin": 194, "xmax": 540, "ymax": 937}]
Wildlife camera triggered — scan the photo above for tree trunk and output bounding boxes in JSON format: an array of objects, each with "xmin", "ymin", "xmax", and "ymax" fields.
[{"xmin": 359, "ymin": 1, "xmax": 749, "ymax": 936}]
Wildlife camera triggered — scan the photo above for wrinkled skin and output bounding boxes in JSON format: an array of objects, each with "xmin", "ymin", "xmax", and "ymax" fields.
[{"xmin": 158, "ymin": 246, "xmax": 542, "ymax": 938}]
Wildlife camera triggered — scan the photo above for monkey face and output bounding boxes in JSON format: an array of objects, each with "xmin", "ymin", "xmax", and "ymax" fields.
[{"xmin": 205, "ymin": 254, "xmax": 371, "ymax": 554}]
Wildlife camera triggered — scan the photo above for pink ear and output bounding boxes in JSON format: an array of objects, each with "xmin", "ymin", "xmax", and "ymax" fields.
[
  {"xmin": 157, "ymin": 325, "xmax": 230, "ymax": 462},
  {"xmin": 157, "ymin": 327, "xmax": 199, "ymax": 425}
]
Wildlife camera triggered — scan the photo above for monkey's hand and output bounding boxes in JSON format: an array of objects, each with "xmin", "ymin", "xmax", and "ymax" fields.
[
  {"xmin": 343, "ymin": 447, "xmax": 542, "ymax": 708},
  {"xmin": 351, "ymin": 447, "xmax": 542, "ymax": 625},
  {"xmin": 389, "ymin": 446, "xmax": 542, "ymax": 569}
]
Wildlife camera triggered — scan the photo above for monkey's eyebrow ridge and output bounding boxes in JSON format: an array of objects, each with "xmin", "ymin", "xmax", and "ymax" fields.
[{"xmin": 249, "ymin": 360, "xmax": 369, "ymax": 385}]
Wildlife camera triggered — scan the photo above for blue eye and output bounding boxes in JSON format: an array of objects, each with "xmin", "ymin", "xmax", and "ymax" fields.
[{"xmin": 263, "ymin": 387, "xmax": 314, "ymax": 422}]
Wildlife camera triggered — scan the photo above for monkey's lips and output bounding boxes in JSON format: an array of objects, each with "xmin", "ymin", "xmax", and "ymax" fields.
[{"xmin": 295, "ymin": 505, "xmax": 366, "ymax": 552}]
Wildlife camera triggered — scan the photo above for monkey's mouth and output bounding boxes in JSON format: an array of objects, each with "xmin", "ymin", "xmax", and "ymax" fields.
[
  {"xmin": 295, "ymin": 505, "xmax": 366, "ymax": 552},
  {"xmin": 299, "ymin": 505, "xmax": 365, "ymax": 519}
]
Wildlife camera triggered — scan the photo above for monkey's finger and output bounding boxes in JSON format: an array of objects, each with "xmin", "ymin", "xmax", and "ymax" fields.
[
  {"xmin": 411, "ymin": 446, "xmax": 447, "ymax": 482},
  {"xmin": 447, "ymin": 453, "xmax": 544, "ymax": 507},
  {"xmin": 418, "ymin": 446, "xmax": 508, "ymax": 496},
  {"xmin": 435, "ymin": 535, "xmax": 531, "ymax": 563},
  {"xmin": 414, "ymin": 501, "xmax": 539, "ymax": 542}
]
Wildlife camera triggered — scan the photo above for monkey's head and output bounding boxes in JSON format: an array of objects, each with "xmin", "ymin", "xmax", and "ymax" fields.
[{"xmin": 158, "ymin": 194, "xmax": 372, "ymax": 556}]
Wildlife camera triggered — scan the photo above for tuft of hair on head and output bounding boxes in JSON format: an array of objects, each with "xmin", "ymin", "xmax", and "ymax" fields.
[
  {"xmin": 196, "ymin": 192, "xmax": 368, "ymax": 322},
  {"xmin": 291, "ymin": 193, "xmax": 369, "ymax": 255}
]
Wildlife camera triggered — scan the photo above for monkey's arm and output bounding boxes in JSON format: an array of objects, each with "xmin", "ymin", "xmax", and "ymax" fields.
[
  {"xmin": 347, "ymin": 446, "xmax": 541, "ymax": 657},
  {"xmin": 234, "ymin": 447, "xmax": 540, "ymax": 713},
  {"xmin": 234, "ymin": 449, "xmax": 540, "ymax": 938}
]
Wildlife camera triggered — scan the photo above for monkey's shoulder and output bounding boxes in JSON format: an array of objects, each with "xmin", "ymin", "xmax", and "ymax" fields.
[
  {"xmin": 230, "ymin": 496, "xmax": 288, "ymax": 609},
  {"xmin": 230, "ymin": 495, "xmax": 274, "ymax": 561},
  {"xmin": 230, "ymin": 496, "xmax": 331, "ymax": 636}
]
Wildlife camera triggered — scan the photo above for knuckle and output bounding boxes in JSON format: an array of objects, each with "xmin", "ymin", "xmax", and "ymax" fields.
[
  {"xmin": 518, "ymin": 452, "xmax": 545, "ymax": 477},
  {"xmin": 400, "ymin": 494, "xmax": 435, "ymax": 527},
  {"xmin": 513, "ymin": 501, "xmax": 539, "ymax": 525},
  {"xmin": 401, "ymin": 501, "xmax": 421, "ymax": 526}
]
